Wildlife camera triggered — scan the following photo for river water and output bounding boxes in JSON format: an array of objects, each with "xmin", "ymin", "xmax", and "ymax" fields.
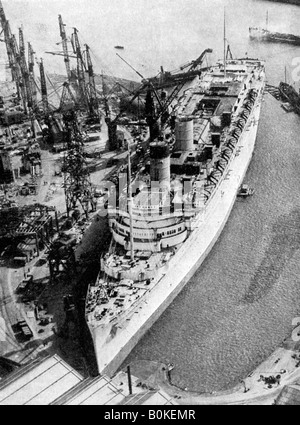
[{"xmin": 3, "ymin": 0, "xmax": 300, "ymax": 392}]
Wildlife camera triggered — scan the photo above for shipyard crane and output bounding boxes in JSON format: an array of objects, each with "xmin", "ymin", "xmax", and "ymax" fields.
[
  {"xmin": 59, "ymin": 81, "xmax": 77, "ymax": 111},
  {"xmin": 39, "ymin": 58, "xmax": 49, "ymax": 116},
  {"xmin": 0, "ymin": 0, "xmax": 16, "ymax": 85},
  {"xmin": 62, "ymin": 109, "xmax": 94, "ymax": 218},
  {"xmin": 111, "ymin": 53, "xmax": 186, "ymax": 142},
  {"xmin": 46, "ymin": 16, "xmax": 80, "ymax": 109},
  {"xmin": 0, "ymin": 21, "xmax": 22, "ymax": 100},
  {"xmin": 38, "ymin": 58, "xmax": 64, "ymax": 143},
  {"xmin": 71, "ymin": 27, "xmax": 89, "ymax": 109},
  {"xmin": 48, "ymin": 18, "xmax": 102, "ymax": 120},
  {"xmin": 10, "ymin": 32, "xmax": 28, "ymax": 112},
  {"xmin": 149, "ymin": 48, "xmax": 213, "ymax": 88},
  {"xmin": 103, "ymin": 76, "xmax": 150, "ymax": 150},
  {"xmin": 84, "ymin": 43, "xmax": 100, "ymax": 123},
  {"xmin": 115, "ymin": 53, "xmax": 165, "ymax": 112},
  {"xmin": 58, "ymin": 14, "xmax": 72, "ymax": 83},
  {"xmin": 28, "ymin": 42, "xmax": 37, "ymax": 109},
  {"xmin": 179, "ymin": 48, "xmax": 213, "ymax": 72},
  {"xmin": 18, "ymin": 27, "xmax": 32, "ymax": 111},
  {"xmin": 0, "ymin": 1, "xmax": 32, "ymax": 109},
  {"xmin": 0, "ymin": 0, "xmax": 37, "ymax": 113}
]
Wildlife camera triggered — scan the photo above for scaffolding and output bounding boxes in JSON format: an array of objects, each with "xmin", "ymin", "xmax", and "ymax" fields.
[{"xmin": 0, "ymin": 204, "xmax": 58, "ymax": 256}]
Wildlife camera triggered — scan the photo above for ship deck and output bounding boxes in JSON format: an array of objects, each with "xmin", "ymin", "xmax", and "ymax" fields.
[{"xmin": 85, "ymin": 246, "xmax": 179, "ymax": 325}]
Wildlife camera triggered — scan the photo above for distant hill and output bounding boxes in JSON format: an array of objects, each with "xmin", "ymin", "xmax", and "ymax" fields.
[{"xmin": 0, "ymin": 72, "xmax": 141, "ymax": 110}]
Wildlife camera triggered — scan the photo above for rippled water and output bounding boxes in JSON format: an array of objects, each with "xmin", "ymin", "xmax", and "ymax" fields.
[{"xmin": 4, "ymin": 0, "xmax": 300, "ymax": 393}]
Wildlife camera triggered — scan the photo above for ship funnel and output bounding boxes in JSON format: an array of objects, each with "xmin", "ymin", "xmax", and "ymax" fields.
[
  {"xmin": 150, "ymin": 141, "xmax": 170, "ymax": 186},
  {"xmin": 175, "ymin": 117, "xmax": 194, "ymax": 151}
]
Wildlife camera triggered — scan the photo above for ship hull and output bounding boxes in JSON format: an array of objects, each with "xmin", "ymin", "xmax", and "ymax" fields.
[
  {"xmin": 88, "ymin": 82, "xmax": 265, "ymax": 377},
  {"xmin": 249, "ymin": 29, "xmax": 300, "ymax": 45}
]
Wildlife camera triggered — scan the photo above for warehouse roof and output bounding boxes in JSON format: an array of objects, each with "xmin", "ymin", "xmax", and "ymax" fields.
[
  {"xmin": 0, "ymin": 355, "xmax": 83, "ymax": 405},
  {"xmin": 52, "ymin": 375, "xmax": 125, "ymax": 405}
]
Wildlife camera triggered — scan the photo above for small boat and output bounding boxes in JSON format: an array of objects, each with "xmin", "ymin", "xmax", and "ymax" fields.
[
  {"xmin": 249, "ymin": 12, "xmax": 300, "ymax": 46},
  {"xmin": 114, "ymin": 45, "xmax": 124, "ymax": 50},
  {"xmin": 237, "ymin": 184, "xmax": 254, "ymax": 197},
  {"xmin": 278, "ymin": 81, "xmax": 300, "ymax": 115}
]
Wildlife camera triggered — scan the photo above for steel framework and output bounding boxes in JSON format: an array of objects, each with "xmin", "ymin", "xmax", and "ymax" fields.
[{"xmin": 62, "ymin": 110, "xmax": 94, "ymax": 218}]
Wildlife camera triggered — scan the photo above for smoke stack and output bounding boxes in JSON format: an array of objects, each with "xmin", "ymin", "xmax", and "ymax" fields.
[{"xmin": 149, "ymin": 141, "xmax": 170, "ymax": 185}]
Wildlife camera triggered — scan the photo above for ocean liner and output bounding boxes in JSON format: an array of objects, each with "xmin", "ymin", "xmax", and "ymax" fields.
[{"xmin": 85, "ymin": 55, "xmax": 265, "ymax": 377}]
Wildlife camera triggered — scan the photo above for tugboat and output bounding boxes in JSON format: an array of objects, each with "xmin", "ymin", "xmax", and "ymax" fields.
[{"xmin": 237, "ymin": 184, "xmax": 254, "ymax": 197}]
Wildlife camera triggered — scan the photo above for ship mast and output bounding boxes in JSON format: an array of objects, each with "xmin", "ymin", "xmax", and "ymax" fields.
[
  {"xmin": 223, "ymin": 9, "xmax": 226, "ymax": 78},
  {"xmin": 284, "ymin": 65, "xmax": 287, "ymax": 84},
  {"xmin": 127, "ymin": 141, "xmax": 134, "ymax": 261}
]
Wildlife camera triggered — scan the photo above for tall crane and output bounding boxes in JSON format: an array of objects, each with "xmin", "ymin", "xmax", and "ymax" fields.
[
  {"xmin": 71, "ymin": 27, "xmax": 88, "ymax": 109},
  {"xmin": 28, "ymin": 42, "xmax": 37, "ymax": 109},
  {"xmin": 85, "ymin": 44, "xmax": 99, "ymax": 122},
  {"xmin": 150, "ymin": 48, "xmax": 213, "ymax": 87},
  {"xmin": 0, "ymin": 16, "xmax": 21, "ymax": 99},
  {"xmin": 46, "ymin": 14, "xmax": 77, "ymax": 84},
  {"xmin": 39, "ymin": 58, "xmax": 64, "ymax": 144},
  {"xmin": 181, "ymin": 48, "xmax": 213, "ymax": 71},
  {"xmin": 112, "ymin": 53, "xmax": 185, "ymax": 142},
  {"xmin": 58, "ymin": 14, "xmax": 72, "ymax": 82},
  {"xmin": 18, "ymin": 27, "xmax": 31, "ymax": 111},
  {"xmin": 11, "ymin": 32, "xmax": 27, "ymax": 111},
  {"xmin": 39, "ymin": 58, "xmax": 49, "ymax": 116},
  {"xmin": 0, "ymin": 0, "xmax": 15, "ymax": 83}
]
